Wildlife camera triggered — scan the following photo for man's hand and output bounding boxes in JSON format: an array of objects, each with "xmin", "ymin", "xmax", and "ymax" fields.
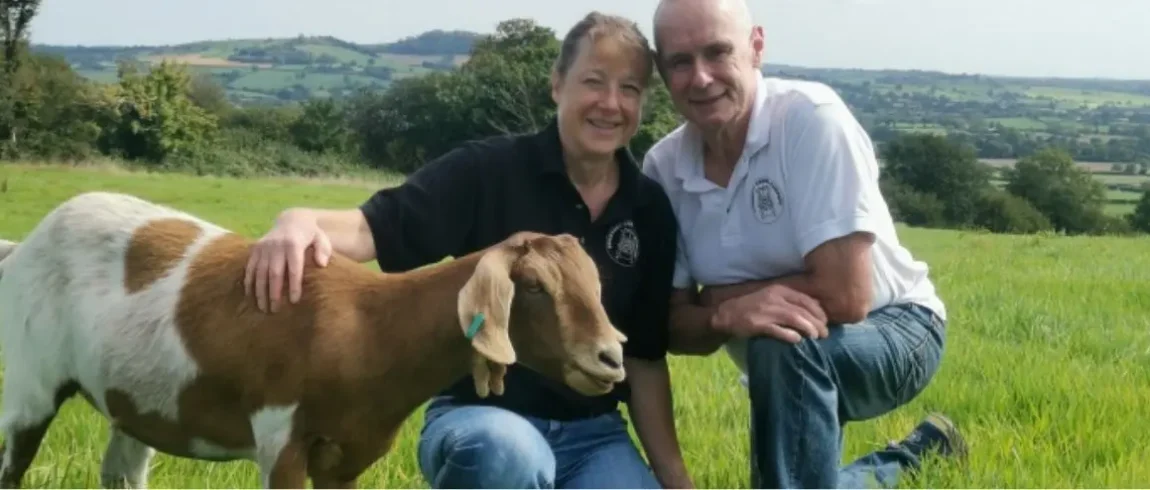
[{"xmin": 709, "ymin": 284, "xmax": 829, "ymax": 343}]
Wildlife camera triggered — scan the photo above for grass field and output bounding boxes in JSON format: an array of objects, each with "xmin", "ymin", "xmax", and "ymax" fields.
[{"xmin": 1, "ymin": 164, "xmax": 1149, "ymax": 488}]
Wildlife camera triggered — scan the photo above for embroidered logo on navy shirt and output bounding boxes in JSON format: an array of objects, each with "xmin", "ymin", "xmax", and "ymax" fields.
[
  {"xmin": 605, "ymin": 220, "xmax": 639, "ymax": 267},
  {"xmin": 751, "ymin": 178, "xmax": 783, "ymax": 224}
]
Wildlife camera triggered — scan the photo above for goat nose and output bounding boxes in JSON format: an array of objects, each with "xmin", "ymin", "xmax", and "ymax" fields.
[{"xmin": 597, "ymin": 348, "xmax": 622, "ymax": 370}]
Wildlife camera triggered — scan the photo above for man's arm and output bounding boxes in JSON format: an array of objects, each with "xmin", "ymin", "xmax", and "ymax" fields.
[
  {"xmin": 701, "ymin": 100, "xmax": 883, "ymax": 325},
  {"xmin": 667, "ymin": 287, "xmax": 729, "ymax": 356},
  {"xmin": 700, "ymin": 232, "xmax": 874, "ymax": 324}
]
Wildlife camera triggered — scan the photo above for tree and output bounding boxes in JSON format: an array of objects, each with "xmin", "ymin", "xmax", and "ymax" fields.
[
  {"xmin": 879, "ymin": 133, "xmax": 992, "ymax": 227},
  {"xmin": 629, "ymin": 76, "xmax": 682, "ymax": 158},
  {"xmin": 0, "ymin": 0, "xmax": 42, "ymax": 152},
  {"xmin": 0, "ymin": 0, "xmax": 38, "ymax": 78},
  {"xmin": 1127, "ymin": 190, "xmax": 1150, "ymax": 234},
  {"xmin": 186, "ymin": 73, "xmax": 232, "ymax": 117},
  {"xmin": 98, "ymin": 61, "xmax": 218, "ymax": 162},
  {"xmin": 346, "ymin": 71, "xmax": 480, "ymax": 172},
  {"xmin": 1004, "ymin": 147, "xmax": 1107, "ymax": 234},
  {"xmin": 289, "ymin": 98, "xmax": 351, "ymax": 154},
  {"xmin": 4, "ymin": 52, "xmax": 106, "ymax": 160},
  {"xmin": 459, "ymin": 18, "xmax": 560, "ymax": 135}
]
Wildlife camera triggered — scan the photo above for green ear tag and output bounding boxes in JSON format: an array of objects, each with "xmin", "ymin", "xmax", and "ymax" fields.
[{"xmin": 465, "ymin": 313, "xmax": 485, "ymax": 340}]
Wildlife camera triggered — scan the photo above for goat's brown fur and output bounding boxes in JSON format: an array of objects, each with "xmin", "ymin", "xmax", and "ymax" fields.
[
  {"xmin": 123, "ymin": 218, "xmax": 202, "ymax": 293},
  {"xmin": 99, "ymin": 222, "xmax": 625, "ymax": 487}
]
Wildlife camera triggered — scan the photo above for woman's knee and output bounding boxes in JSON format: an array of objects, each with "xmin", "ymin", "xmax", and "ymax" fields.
[{"xmin": 418, "ymin": 405, "xmax": 556, "ymax": 489}]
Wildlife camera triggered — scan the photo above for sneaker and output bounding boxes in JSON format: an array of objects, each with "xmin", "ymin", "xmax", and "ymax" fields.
[{"xmin": 893, "ymin": 412, "xmax": 968, "ymax": 461}]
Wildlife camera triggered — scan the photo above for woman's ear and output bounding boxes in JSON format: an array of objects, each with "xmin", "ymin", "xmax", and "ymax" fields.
[{"xmin": 550, "ymin": 69, "xmax": 563, "ymax": 105}]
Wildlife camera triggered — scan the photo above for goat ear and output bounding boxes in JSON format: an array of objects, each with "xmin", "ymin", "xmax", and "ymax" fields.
[
  {"xmin": 457, "ymin": 246, "xmax": 518, "ymax": 366},
  {"xmin": 470, "ymin": 356, "xmax": 508, "ymax": 398}
]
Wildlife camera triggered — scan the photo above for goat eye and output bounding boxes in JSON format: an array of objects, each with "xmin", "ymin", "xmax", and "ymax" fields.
[{"xmin": 524, "ymin": 283, "xmax": 544, "ymax": 294}]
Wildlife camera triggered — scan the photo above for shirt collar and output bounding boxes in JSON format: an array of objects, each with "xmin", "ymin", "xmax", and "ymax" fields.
[{"xmin": 533, "ymin": 117, "xmax": 646, "ymax": 204}]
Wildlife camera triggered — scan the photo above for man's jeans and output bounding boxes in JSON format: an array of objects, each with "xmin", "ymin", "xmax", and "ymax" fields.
[
  {"xmin": 417, "ymin": 398, "xmax": 661, "ymax": 489},
  {"xmin": 747, "ymin": 302, "xmax": 946, "ymax": 489}
]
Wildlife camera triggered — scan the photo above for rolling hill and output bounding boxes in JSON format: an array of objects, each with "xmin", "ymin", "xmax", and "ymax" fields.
[
  {"xmin": 28, "ymin": 28, "xmax": 1150, "ymax": 170},
  {"xmin": 32, "ymin": 30, "xmax": 482, "ymax": 105}
]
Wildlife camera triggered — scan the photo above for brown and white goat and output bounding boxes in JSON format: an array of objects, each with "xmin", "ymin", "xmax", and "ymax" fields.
[{"xmin": 0, "ymin": 191, "xmax": 628, "ymax": 488}]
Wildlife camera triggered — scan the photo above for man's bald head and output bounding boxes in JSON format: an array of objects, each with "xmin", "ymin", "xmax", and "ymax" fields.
[{"xmin": 653, "ymin": 0, "xmax": 755, "ymax": 54}]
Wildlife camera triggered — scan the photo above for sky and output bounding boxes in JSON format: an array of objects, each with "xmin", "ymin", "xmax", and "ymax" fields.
[{"xmin": 29, "ymin": 0, "xmax": 1150, "ymax": 80}]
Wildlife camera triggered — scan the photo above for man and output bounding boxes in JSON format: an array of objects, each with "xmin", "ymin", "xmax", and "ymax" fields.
[{"xmin": 640, "ymin": 0, "xmax": 968, "ymax": 488}]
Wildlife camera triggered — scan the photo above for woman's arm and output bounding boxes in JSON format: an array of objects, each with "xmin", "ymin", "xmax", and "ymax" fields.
[
  {"xmin": 626, "ymin": 357, "xmax": 694, "ymax": 488},
  {"xmin": 621, "ymin": 187, "xmax": 693, "ymax": 487}
]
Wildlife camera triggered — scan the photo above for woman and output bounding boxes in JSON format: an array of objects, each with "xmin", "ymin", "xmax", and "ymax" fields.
[{"xmin": 243, "ymin": 11, "xmax": 694, "ymax": 490}]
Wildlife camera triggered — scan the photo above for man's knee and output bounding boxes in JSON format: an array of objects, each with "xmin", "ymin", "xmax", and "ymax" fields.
[
  {"xmin": 746, "ymin": 336, "xmax": 829, "ymax": 384},
  {"xmin": 418, "ymin": 405, "xmax": 555, "ymax": 489}
]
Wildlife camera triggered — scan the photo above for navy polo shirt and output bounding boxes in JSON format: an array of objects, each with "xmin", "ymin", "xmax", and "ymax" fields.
[{"xmin": 358, "ymin": 119, "xmax": 678, "ymax": 421}]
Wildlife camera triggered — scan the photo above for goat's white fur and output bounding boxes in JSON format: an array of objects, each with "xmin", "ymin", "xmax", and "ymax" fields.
[
  {"xmin": 0, "ymin": 192, "xmax": 286, "ymax": 487},
  {"xmin": 0, "ymin": 239, "xmax": 15, "ymax": 262}
]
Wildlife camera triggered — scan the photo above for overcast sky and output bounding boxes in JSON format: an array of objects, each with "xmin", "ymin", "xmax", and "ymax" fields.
[{"xmin": 29, "ymin": 0, "xmax": 1150, "ymax": 80}]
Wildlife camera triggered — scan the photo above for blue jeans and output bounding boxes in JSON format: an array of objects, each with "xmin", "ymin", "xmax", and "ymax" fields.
[
  {"xmin": 417, "ymin": 399, "xmax": 661, "ymax": 489},
  {"xmin": 746, "ymin": 302, "xmax": 945, "ymax": 489}
]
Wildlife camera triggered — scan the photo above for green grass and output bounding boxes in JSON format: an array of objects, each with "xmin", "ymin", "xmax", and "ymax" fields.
[
  {"xmin": 1106, "ymin": 202, "xmax": 1137, "ymax": 216},
  {"xmin": 229, "ymin": 68, "xmax": 384, "ymax": 92},
  {"xmin": 1, "ymin": 164, "xmax": 1149, "ymax": 487},
  {"xmin": 987, "ymin": 117, "xmax": 1048, "ymax": 131},
  {"xmin": 1095, "ymin": 173, "xmax": 1150, "ymax": 186},
  {"xmin": 296, "ymin": 44, "xmax": 375, "ymax": 66},
  {"xmin": 1105, "ymin": 189, "xmax": 1141, "ymax": 202}
]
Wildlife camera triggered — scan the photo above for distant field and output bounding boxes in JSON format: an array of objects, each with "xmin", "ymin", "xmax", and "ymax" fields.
[
  {"xmin": 1, "ymin": 163, "xmax": 1149, "ymax": 488},
  {"xmin": 979, "ymin": 158, "xmax": 1123, "ymax": 174},
  {"xmin": 141, "ymin": 53, "xmax": 272, "ymax": 69},
  {"xmin": 52, "ymin": 36, "xmax": 464, "ymax": 104},
  {"xmin": 1024, "ymin": 86, "xmax": 1150, "ymax": 107},
  {"xmin": 982, "ymin": 158, "xmax": 1148, "ymax": 218}
]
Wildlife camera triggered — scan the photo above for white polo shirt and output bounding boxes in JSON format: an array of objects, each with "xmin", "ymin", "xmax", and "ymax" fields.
[{"xmin": 641, "ymin": 74, "xmax": 946, "ymax": 375}]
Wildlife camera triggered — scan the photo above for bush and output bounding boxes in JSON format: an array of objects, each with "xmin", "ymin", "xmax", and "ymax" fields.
[
  {"xmin": 1003, "ymin": 148, "xmax": 1107, "ymax": 235},
  {"xmin": 880, "ymin": 177, "xmax": 947, "ymax": 228},
  {"xmin": 156, "ymin": 128, "xmax": 368, "ymax": 178},
  {"xmin": 972, "ymin": 189, "xmax": 1052, "ymax": 234},
  {"xmin": 1125, "ymin": 190, "xmax": 1150, "ymax": 233},
  {"xmin": 878, "ymin": 133, "xmax": 992, "ymax": 227},
  {"xmin": 1092, "ymin": 213, "xmax": 1134, "ymax": 236}
]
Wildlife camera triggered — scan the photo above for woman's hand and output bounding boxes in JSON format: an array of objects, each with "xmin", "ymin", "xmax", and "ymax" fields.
[{"xmin": 244, "ymin": 209, "xmax": 334, "ymax": 313}]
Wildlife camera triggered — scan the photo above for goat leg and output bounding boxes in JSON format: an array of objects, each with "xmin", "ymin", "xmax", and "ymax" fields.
[{"xmin": 259, "ymin": 439, "xmax": 308, "ymax": 489}]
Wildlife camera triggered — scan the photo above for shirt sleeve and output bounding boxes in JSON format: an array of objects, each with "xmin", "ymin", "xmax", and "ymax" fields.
[
  {"xmin": 784, "ymin": 101, "xmax": 886, "ymax": 258},
  {"xmin": 640, "ymin": 149, "xmax": 694, "ymax": 290},
  {"xmin": 623, "ymin": 186, "xmax": 678, "ymax": 361},
  {"xmin": 359, "ymin": 144, "xmax": 484, "ymax": 272}
]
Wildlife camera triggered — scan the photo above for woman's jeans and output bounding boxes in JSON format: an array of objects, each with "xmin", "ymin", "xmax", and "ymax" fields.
[{"xmin": 417, "ymin": 398, "xmax": 661, "ymax": 489}]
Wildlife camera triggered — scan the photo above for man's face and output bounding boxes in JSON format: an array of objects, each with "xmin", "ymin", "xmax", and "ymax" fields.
[{"xmin": 655, "ymin": 0, "xmax": 764, "ymax": 134}]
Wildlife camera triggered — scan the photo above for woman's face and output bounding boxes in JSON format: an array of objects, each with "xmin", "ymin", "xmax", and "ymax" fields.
[{"xmin": 551, "ymin": 35, "xmax": 648, "ymax": 160}]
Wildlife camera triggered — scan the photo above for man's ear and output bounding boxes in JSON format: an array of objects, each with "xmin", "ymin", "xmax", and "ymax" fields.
[
  {"xmin": 457, "ymin": 245, "xmax": 521, "ymax": 366},
  {"xmin": 750, "ymin": 25, "xmax": 765, "ymax": 66}
]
